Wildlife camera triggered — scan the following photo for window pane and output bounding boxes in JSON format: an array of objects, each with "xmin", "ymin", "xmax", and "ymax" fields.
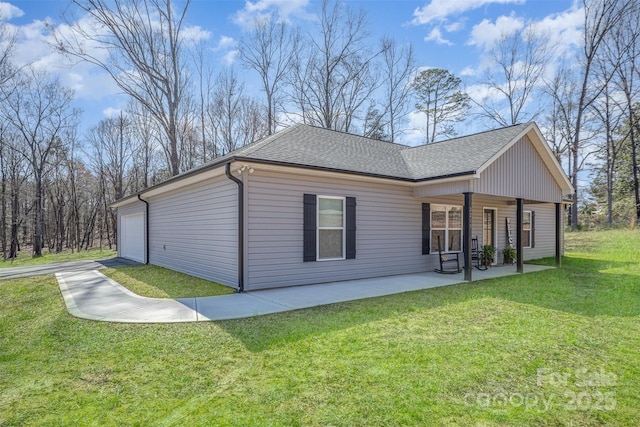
[
  {"xmin": 522, "ymin": 230, "xmax": 531, "ymax": 248},
  {"xmin": 448, "ymin": 208, "xmax": 462, "ymax": 229},
  {"xmin": 432, "ymin": 208, "xmax": 446, "ymax": 228},
  {"xmin": 319, "ymin": 198, "xmax": 343, "ymax": 227},
  {"xmin": 523, "ymin": 212, "xmax": 531, "ymax": 230},
  {"xmin": 449, "ymin": 230, "xmax": 461, "ymax": 251},
  {"xmin": 431, "ymin": 230, "xmax": 445, "ymax": 252},
  {"xmin": 319, "ymin": 229, "xmax": 343, "ymax": 259}
]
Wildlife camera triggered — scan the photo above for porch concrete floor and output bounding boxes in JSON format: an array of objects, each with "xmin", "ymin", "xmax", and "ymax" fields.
[{"xmin": 55, "ymin": 263, "xmax": 553, "ymax": 323}]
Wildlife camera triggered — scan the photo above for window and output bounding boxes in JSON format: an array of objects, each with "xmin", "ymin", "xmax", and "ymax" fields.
[
  {"xmin": 522, "ymin": 211, "xmax": 532, "ymax": 248},
  {"xmin": 318, "ymin": 196, "xmax": 345, "ymax": 260},
  {"xmin": 304, "ymin": 194, "xmax": 355, "ymax": 262},
  {"xmin": 431, "ymin": 205, "xmax": 462, "ymax": 253}
]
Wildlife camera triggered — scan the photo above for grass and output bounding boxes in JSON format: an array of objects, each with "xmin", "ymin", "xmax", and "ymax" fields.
[
  {"xmin": 0, "ymin": 247, "xmax": 116, "ymax": 268},
  {"xmin": 101, "ymin": 265, "xmax": 235, "ymax": 298},
  {"xmin": 1, "ymin": 229, "xmax": 639, "ymax": 426}
]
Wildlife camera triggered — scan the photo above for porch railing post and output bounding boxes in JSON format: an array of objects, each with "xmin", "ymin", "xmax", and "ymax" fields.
[
  {"xmin": 555, "ymin": 202, "xmax": 562, "ymax": 267},
  {"xmin": 516, "ymin": 198, "xmax": 524, "ymax": 273},
  {"xmin": 464, "ymin": 192, "xmax": 472, "ymax": 281}
]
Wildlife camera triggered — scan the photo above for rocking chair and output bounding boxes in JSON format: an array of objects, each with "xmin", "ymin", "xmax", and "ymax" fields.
[
  {"xmin": 434, "ymin": 235, "xmax": 462, "ymax": 274},
  {"xmin": 471, "ymin": 236, "xmax": 488, "ymax": 271}
]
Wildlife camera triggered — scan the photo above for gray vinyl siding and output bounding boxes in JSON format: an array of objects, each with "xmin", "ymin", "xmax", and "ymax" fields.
[
  {"xmin": 414, "ymin": 180, "xmax": 471, "ymax": 197},
  {"xmin": 246, "ymin": 171, "xmax": 429, "ymax": 290},
  {"xmin": 523, "ymin": 203, "xmax": 557, "ymax": 260},
  {"xmin": 471, "ymin": 136, "xmax": 563, "ymax": 202},
  {"xmin": 116, "ymin": 202, "xmax": 146, "ymax": 258},
  {"xmin": 147, "ymin": 176, "xmax": 238, "ymax": 288}
]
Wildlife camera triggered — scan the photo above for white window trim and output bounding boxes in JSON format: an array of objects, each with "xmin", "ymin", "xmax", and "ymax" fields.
[
  {"xmin": 483, "ymin": 207, "xmax": 498, "ymax": 263},
  {"xmin": 431, "ymin": 204, "xmax": 463, "ymax": 253},
  {"xmin": 523, "ymin": 210, "xmax": 532, "ymax": 249},
  {"xmin": 317, "ymin": 195, "xmax": 346, "ymax": 261}
]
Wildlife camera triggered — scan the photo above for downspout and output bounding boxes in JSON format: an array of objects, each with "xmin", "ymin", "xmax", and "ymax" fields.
[
  {"xmin": 137, "ymin": 194, "xmax": 150, "ymax": 265},
  {"xmin": 225, "ymin": 162, "xmax": 244, "ymax": 293}
]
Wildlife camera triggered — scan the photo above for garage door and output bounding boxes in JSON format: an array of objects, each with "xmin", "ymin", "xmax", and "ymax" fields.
[{"xmin": 121, "ymin": 213, "xmax": 145, "ymax": 262}]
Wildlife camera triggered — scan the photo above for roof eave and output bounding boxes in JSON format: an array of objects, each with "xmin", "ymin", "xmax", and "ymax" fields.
[
  {"xmin": 232, "ymin": 157, "xmax": 416, "ymax": 183},
  {"xmin": 109, "ymin": 155, "xmax": 238, "ymax": 208}
]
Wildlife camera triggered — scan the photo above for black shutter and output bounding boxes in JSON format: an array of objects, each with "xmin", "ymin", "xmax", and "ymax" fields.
[
  {"xmin": 346, "ymin": 197, "xmax": 356, "ymax": 259},
  {"xmin": 422, "ymin": 203, "xmax": 431, "ymax": 254},
  {"xmin": 303, "ymin": 194, "xmax": 317, "ymax": 262},
  {"xmin": 531, "ymin": 211, "xmax": 536, "ymax": 248}
]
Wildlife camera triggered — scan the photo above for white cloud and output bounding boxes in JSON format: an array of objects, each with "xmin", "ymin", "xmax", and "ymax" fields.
[
  {"xmin": 215, "ymin": 35, "xmax": 236, "ymax": 51},
  {"xmin": 467, "ymin": 13, "xmax": 524, "ymax": 49},
  {"xmin": 424, "ymin": 27, "xmax": 452, "ymax": 45},
  {"xmin": 102, "ymin": 107, "xmax": 122, "ymax": 117},
  {"xmin": 0, "ymin": 2, "xmax": 23, "ymax": 20},
  {"xmin": 445, "ymin": 21, "xmax": 464, "ymax": 32},
  {"xmin": 7, "ymin": 12, "xmax": 121, "ymax": 103},
  {"xmin": 412, "ymin": 0, "xmax": 524, "ymax": 25},
  {"xmin": 460, "ymin": 66, "xmax": 477, "ymax": 77},
  {"xmin": 181, "ymin": 25, "xmax": 211, "ymax": 43},
  {"xmin": 233, "ymin": 0, "xmax": 313, "ymax": 31},
  {"xmin": 531, "ymin": 5, "xmax": 584, "ymax": 57},
  {"xmin": 223, "ymin": 50, "xmax": 238, "ymax": 66}
]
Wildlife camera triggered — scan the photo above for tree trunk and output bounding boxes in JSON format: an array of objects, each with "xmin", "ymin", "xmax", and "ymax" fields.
[
  {"xmin": 632, "ymin": 117, "xmax": 640, "ymax": 223},
  {"xmin": 33, "ymin": 172, "xmax": 43, "ymax": 257}
]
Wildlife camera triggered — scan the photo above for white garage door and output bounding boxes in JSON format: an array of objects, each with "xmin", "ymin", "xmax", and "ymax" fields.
[{"xmin": 121, "ymin": 213, "xmax": 145, "ymax": 262}]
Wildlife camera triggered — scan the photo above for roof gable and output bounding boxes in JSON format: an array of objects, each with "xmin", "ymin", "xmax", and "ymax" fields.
[{"xmin": 401, "ymin": 123, "xmax": 530, "ymax": 180}]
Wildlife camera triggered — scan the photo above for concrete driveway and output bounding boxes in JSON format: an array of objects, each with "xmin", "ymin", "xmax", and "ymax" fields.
[{"xmin": 0, "ymin": 258, "xmax": 139, "ymax": 280}]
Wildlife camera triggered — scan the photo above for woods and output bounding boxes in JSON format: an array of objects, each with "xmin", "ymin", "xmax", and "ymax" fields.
[{"xmin": 1, "ymin": 0, "xmax": 639, "ymax": 260}]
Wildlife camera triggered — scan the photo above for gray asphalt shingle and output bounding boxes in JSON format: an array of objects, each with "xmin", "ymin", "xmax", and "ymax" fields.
[{"xmin": 231, "ymin": 122, "xmax": 531, "ymax": 180}]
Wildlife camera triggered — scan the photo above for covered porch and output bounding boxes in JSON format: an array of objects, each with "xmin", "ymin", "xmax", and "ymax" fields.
[{"xmin": 419, "ymin": 191, "xmax": 564, "ymax": 282}]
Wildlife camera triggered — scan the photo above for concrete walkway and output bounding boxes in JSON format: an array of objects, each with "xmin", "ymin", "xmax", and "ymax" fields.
[{"xmin": 55, "ymin": 264, "xmax": 553, "ymax": 323}]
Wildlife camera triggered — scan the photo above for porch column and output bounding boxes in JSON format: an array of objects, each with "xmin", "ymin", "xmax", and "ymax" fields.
[
  {"xmin": 516, "ymin": 198, "xmax": 524, "ymax": 273},
  {"xmin": 555, "ymin": 202, "xmax": 562, "ymax": 267},
  {"xmin": 463, "ymin": 192, "xmax": 473, "ymax": 281}
]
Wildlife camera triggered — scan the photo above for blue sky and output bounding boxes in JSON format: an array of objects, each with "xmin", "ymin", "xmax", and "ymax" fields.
[{"xmin": 2, "ymin": 0, "xmax": 583, "ymax": 142}]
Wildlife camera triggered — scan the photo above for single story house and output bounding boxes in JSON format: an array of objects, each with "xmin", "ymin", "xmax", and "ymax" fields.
[{"xmin": 111, "ymin": 122, "xmax": 573, "ymax": 292}]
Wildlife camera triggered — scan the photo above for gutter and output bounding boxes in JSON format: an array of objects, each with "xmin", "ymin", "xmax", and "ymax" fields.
[
  {"xmin": 225, "ymin": 162, "xmax": 244, "ymax": 293},
  {"xmin": 137, "ymin": 194, "xmax": 150, "ymax": 265}
]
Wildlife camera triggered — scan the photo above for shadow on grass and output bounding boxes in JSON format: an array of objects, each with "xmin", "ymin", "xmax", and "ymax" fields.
[
  {"xmin": 101, "ymin": 264, "xmax": 235, "ymax": 298},
  {"xmin": 219, "ymin": 255, "xmax": 640, "ymax": 352}
]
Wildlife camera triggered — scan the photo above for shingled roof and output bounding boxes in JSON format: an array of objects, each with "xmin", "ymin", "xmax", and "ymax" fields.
[
  {"xmin": 227, "ymin": 122, "xmax": 532, "ymax": 181},
  {"xmin": 112, "ymin": 121, "xmax": 555, "ymax": 207}
]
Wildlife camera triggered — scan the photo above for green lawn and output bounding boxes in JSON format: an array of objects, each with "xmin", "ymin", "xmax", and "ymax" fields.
[
  {"xmin": 101, "ymin": 265, "xmax": 235, "ymax": 298},
  {"xmin": 1, "ymin": 229, "xmax": 639, "ymax": 426},
  {"xmin": 0, "ymin": 247, "xmax": 116, "ymax": 268}
]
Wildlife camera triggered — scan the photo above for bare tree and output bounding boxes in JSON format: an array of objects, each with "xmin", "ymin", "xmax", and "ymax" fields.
[
  {"xmin": 379, "ymin": 37, "xmax": 415, "ymax": 142},
  {"xmin": 592, "ymin": 3, "xmax": 640, "ymax": 225},
  {"xmin": 1, "ymin": 68, "xmax": 77, "ymax": 257},
  {"xmin": 210, "ymin": 68, "xmax": 267, "ymax": 154},
  {"xmin": 564, "ymin": 0, "xmax": 630, "ymax": 229},
  {"xmin": 1, "ymin": 134, "xmax": 28, "ymax": 260},
  {"xmin": 476, "ymin": 25, "xmax": 551, "ymax": 126},
  {"xmin": 289, "ymin": 0, "xmax": 380, "ymax": 132},
  {"xmin": 239, "ymin": 14, "xmax": 299, "ymax": 135},
  {"xmin": 87, "ymin": 113, "xmax": 135, "ymax": 201},
  {"xmin": 543, "ymin": 63, "xmax": 578, "ymax": 167},
  {"xmin": 127, "ymin": 100, "xmax": 162, "ymax": 190},
  {"xmin": 57, "ymin": 0, "xmax": 192, "ymax": 177},
  {"xmin": 412, "ymin": 68, "xmax": 471, "ymax": 144},
  {"xmin": 191, "ymin": 41, "xmax": 217, "ymax": 162}
]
